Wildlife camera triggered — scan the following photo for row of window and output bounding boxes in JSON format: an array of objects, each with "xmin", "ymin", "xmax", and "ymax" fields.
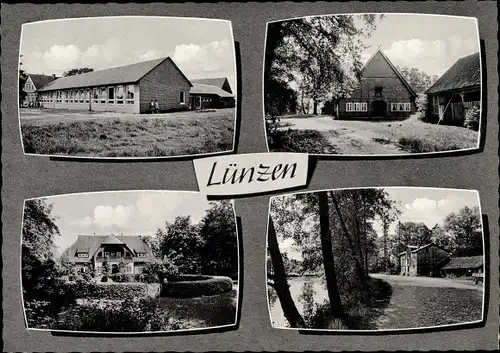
[
  {"xmin": 76, "ymin": 250, "xmax": 147, "ymax": 258},
  {"xmin": 345, "ymin": 102, "xmax": 412, "ymax": 112},
  {"xmin": 41, "ymin": 85, "xmax": 136, "ymax": 105}
]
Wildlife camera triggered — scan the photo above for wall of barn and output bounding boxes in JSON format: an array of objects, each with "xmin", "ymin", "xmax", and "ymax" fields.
[
  {"xmin": 338, "ymin": 53, "xmax": 415, "ymax": 118},
  {"xmin": 416, "ymin": 245, "xmax": 448, "ymax": 276},
  {"xmin": 139, "ymin": 59, "xmax": 191, "ymax": 114}
]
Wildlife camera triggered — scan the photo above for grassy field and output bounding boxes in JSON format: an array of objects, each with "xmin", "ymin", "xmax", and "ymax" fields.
[
  {"xmin": 270, "ymin": 114, "xmax": 479, "ymax": 155},
  {"xmin": 20, "ymin": 108, "xmax": 235, "ymax": 157}
]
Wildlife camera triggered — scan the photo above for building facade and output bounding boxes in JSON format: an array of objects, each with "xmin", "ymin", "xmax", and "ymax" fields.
[
  {"xmin": 62, "ymin": 234, "xmax": 155, "ymax": 275},
  {"xmin": 398, "ymin": 243, "xmax": 449, "ymax": 277},
  {"xmin": 326, "ymin": 49, "xmax": 417, "ymax": 119},
  {"xmin": 22, "ymin": 74, "xmax": 57, "ymax": 106},
  {"xmin": 37, "ymin": 57, "xmax": 192, "ymax": 114},
  {"xmin": 425, "ymin": 52, "xmax": 481, "ymax": 126},
  {"xmin": 189, "ymin": 77, "xmax": 235, "ymax": 109}
]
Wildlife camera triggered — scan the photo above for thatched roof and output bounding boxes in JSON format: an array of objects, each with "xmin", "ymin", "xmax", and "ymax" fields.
[{"xmin": 441, "ymin": 255, "xmax": 483, "ymax": 270}]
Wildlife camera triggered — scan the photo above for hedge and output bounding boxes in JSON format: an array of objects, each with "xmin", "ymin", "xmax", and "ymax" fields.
[
  {"xmin": 160, "ymin": 275, "xmax": 233, "ymax": 298},
  {"xmin": 68, "ymin": 280, "xmax": 147, "ymax": 300}
]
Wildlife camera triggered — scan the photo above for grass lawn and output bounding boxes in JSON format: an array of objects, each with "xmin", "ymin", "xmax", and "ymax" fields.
[
  {"xmin": 20, "ymin": 108, "xmax": 235, "ymax": 157},
  {"xmin": 271, "ymin": 114, "xmax": 479, "ymax": 155}
]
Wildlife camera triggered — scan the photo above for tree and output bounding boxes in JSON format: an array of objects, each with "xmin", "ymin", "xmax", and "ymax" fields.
[
  {"xmin": 158, "ymin": 216, "xmax": 204, "ymax": 274},
  {"xmin": 63, "ymin": 67, "xmax": 94, "ymax": 77},
  {"xmin": 101, "ymin": 260, "xmax": 110, "ymax": 277},
  {"xmin": 444, "ymin": 206, "xmax": 482, "ymax": 256},
  {"xmin": 141, "ymin": 234, "xmax": 161, "ymax": 258},
  {"xmin": 21, "ymin": 199, "xmax": 63, "ymax": 302},
  {"xmin": 198, "ymin": 201, "xmax": 238, "ymax": 277},
  {"xmin": 318, "ymin": 191, "xmax": 346, "ymax": 324},
  {"xmin": 265, "ymin": 14, "xmax": 381, "ymax": 116},
  {"xmin": 267, "ymin": 216, "xmax": 306, "ymax": 328},
  {"xmin": 396, "ymin": 65, "xmax": 438, "ymax": 94}
]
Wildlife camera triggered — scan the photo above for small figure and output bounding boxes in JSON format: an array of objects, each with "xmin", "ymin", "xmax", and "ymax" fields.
[
  {"xmin": 154, "ymin": 100, "xmax": 160, "ymax": 114},
  {"xmin": 150, "ymin": 100, "xmax": 155, "ymax": 114}
]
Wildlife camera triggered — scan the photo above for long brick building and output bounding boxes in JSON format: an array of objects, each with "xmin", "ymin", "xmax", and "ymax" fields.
[{"xmin": 37, "ymin": 57, "xmax": 193, "ymax": 114}]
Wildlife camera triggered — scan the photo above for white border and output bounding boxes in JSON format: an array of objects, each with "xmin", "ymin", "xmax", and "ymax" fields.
[
  {"xmin": 18, "ymin": 16, "xmax": 238, "ymax": 160},
  {"xmin": 265, "ymin": 186, "xmax": 486, "ymax": 332},
  {"xmin": 20, "ymin": 189, "xmax": 240, "ymax": 334},
  {"xmin": 262, "ymin": 13, "xmax": 482, "ymax": 157}
]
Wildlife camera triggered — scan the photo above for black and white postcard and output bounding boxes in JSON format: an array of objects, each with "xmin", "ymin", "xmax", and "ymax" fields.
[
  {"xmin": 18, "ymin": 16, "xmax": 237, "ymax": 158},
  {"xmin": 21, "ymin": 191, "xmax": 239, "ymax": 333},
  {"xmin": 267, "ymin": 187, "xmax": 484, "ymax": 331},
  {"xmin": 264, "ymin": 14, "xmax": 481, "ymax": 156}
]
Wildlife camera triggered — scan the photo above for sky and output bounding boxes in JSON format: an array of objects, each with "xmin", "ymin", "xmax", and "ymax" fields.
[
  {"xmin": 276, "ymin": 188, "xmax": 481, "ymax": 261},
  {"xmin": 34, "ymin": 191, "xmax": 219, "ymax": 254},
  {"xmin": 20, "ymin": 16, "xmax": 237, "ymax": 91},
  {"xmin": 357, "ymin": 14, "xmax": 479, "ymax": 77}
]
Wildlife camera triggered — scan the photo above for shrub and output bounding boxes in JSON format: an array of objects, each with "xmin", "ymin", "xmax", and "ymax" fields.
[
  {"xmin": 267, "ymin": 128, "xmax": 337, "ymax": 153},
  {"xmin": 70, "ymin": 280, "xmax": 147, "ymax": 299},
  {"xmin": 101, "ymin": 275, "xmax": 108, "ymax": 283},
  {"xmin": 55, "ymin": 297, "xmax": 192, "ymax": 332},
  {"xmin": 110, "ymin": 273, "xmax": 135, "ymax": 283},
  {"xmin": 464, "ymin": 106, "xmax": 480, "ymax": 131},
  {"xmin": 160, "ymin": 275, "xmax": 233, "ymax": 298}
]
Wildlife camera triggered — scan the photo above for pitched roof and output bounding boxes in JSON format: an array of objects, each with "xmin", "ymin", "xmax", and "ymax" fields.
[
  {"xmin": 398, "ymin": 243, "xmax": 446, "ymax": 256},
  {"xmin": 425, "ymin": 52, "xmax": 481, "ymax": 94},
  {"xmin": 190, "ymin": 83, "xmax": 235, "ymax": 98},
  {"xmin": 28, "ymin": 74, "xmax": 57, "ymax": 89},
  {"xmin": 39, "ymin": 57, "xmax": 192, "ymax": 91},
  {"xmin": 361, "ymin": 49, "xmax": 417, "ymax": 98},
  {"xmin": 441, "ymin": 255, "xmax": 484, "ymax": 270},
  {"xmin": 62, "ymin": 235, "xmax": 154, "ymax": 262},
  {"xmin": 191, "ymin": 77, "xmax": 229, "ymax": 89}
]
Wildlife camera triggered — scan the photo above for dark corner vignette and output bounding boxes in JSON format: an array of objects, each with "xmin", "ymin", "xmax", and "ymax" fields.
[
  {"xmin": 266, "ymin": 188, "xmax": 487, "ymax": 335},
  {"xmin": 18, "ymin": 17, "xmax": 237, "ymax": 162},
  {"xmin": 264, "ymin": 14, "xmax": 484, "ymax": 161},
  {"xmin": 206, "ymin": 155, "xmax": 317, "ymax": 201},
  {"xmin": 20, "ymin": 191, "xmax": 239, "ymax": 337}
]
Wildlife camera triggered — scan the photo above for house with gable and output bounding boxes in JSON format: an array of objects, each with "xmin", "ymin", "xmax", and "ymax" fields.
[
  {"xmin": 398, "ymin": 243, "xmax": 449, "ymax": 277},
  {"xmin": 22, "ymin": 74, "xmax": 58, "ymax": 107},
  {"xmin": 189, "ymin": 77, "xmax": 236, "ymax": 109},
  {"xmin": 62, "ymin": 234, "xmax": 155, "ymax": 275},
  {"xmin": 37, "ymin": 57, "xmax": 193, "ymax": 114},
  {"xmin": 329, "ymin": 49, "xmax": 417, "ymax": 119}
]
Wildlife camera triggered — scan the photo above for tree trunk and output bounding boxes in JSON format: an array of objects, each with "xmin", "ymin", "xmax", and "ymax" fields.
[
  {"xmin": 318, "ymin": 192, "xmax": 346, "ymax": 321},
  {"xmin": 313, "ymin": 99, "xmax": 318, "ymax": 115},
  {"xmin": 267, "ymin": 217, "xmax": 306, "ymax": 328}
]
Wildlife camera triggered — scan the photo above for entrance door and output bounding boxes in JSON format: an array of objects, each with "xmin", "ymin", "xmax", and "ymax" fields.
[{"xmin": 372, "ymin": 100, "xmax": 387, "ymax": 117}]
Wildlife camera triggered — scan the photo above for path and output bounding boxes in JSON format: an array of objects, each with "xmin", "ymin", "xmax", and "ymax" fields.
[{"xmin": 370, "ymin": 274, "xmax": 483, "ymax": 329}]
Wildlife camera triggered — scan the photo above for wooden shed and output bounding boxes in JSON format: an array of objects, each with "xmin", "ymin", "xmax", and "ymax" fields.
[
  {"xmin": 425, "ymin": 52, "xmax": 480, "ymax": 126},
  {"xmin": 398, "ymin": 243, "xmax": 449, "ymax": 277},
  {"xmin": 37, "ymin": 57, "xmax": 192, "ymax": 114},
  {"xmin": 440, "ymin": 255, "xmax": 484, "ymax": 278}
]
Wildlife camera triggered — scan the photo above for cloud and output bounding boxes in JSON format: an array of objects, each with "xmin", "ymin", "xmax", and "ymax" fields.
[
  {"xmin": 173, "ymin": 39, "xmax": 234, "ymax": 76},
  {"xmin": 383, "ymin": 36, "xmax": 479, "ymax": 76},
  {"xmin": 401, "ymin": 196, "xmax": 471, "ymax": 228},
  {"xmin": 92, "ymin": 205, "xmax": 134, "ymax": 228}
]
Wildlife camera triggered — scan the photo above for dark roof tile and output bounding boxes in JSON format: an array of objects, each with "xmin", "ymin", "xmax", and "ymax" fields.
[{"xmin": 426, "ymin": 52, "xmax": 480, "ymax": 94}]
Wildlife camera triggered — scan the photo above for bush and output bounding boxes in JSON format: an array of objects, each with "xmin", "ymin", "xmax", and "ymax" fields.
[
  {"xmin": 55, "ymin": 297, "xmax": 192, "ymax": 332},
  {"xmin": 267, "ymin": 128, "xmax": 337, "ymax": 153},
  {"xmin": 160, "ymin": 275, "xmax": 233, "ymax": 298},
  {"xmin": 464, "ymin": 106, "xmax": 480, "ymax": 131},
  {"xmin": 101, "ymin": 275, "xmax": 108, "ymax": 283},
  {"xmin": 70, "ymin": 280, "xmax": 147, "ymax": 299},
  {"xmin": 110, "ymin": 273, "xmax": 135, "ymax": 283}
]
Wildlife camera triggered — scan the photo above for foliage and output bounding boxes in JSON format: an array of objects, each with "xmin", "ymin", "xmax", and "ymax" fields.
[
  {"xmin": 63, "ymin": 67, "xmax": 94, "ymax": 77},
  {"xmin": 464, "ymin": 105, "xmax": 480, "ymax": 131},
  {"xmin": 396, "ymin": 65, "xmax": 438, "ymax": 95},
  {"xmin": 444, "ymin": 206, "xmax": 482, "ymax": 256},
  {"xmin": 415, "ymin": 93, "xmax": 428, "ymax": 117},
  {"xmin": 265, "ymin": 14, "xmax": 380, "ymax": 116},
  {"xmin": 110, "ymin": 273, "xmax": 135, "ymax": 283},
  {"xmin": 198, "ymin": 201, "xmax": 238, "ymax": 278},
  {"xmin": 54, "ymin": 297, "xmax": 192, "ymax": 332},
  {"xmin": 101, "ymin": 260, "xmax": 110, "ymax": 277},
  {"xmin": 69, "ymin": 280, "xmax": 148, "ymax": 300},
  {"xmin": 267, "ymin": 128, "xmax": 337, "ymax": 153},
  {"xmin": 157, "ymin": 216, "xmax": 204, "ymax": 274},
  {"xmin": 161, "ymin": 275, "xmax": 233, "ymax": 298}
]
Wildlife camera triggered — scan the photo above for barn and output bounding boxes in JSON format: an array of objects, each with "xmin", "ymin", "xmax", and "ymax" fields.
[
  {"xmin": 326, "ymin": 49, "xmax": 417, "ymax": 119},
  {"xmin": 425, "ymin": 52, "xmax": 481, "ymax": 126},
  {"xmin": 189, "ymin": 77, "xmax": 235, "ymax": 109},
  {"xmin": 398, "ymin": 243, "xmax": 449, "ymax": 277},
  {"xmin": 22, "ymin": 74, "xmax": 57, "ymax": 107},
  {"xmin": 37, "ymin": 57, "xmax": 193, "ymax": 114},
  {"xmin": 440, "ymin": 255, "xmax": 484, "ymax": 278}
]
